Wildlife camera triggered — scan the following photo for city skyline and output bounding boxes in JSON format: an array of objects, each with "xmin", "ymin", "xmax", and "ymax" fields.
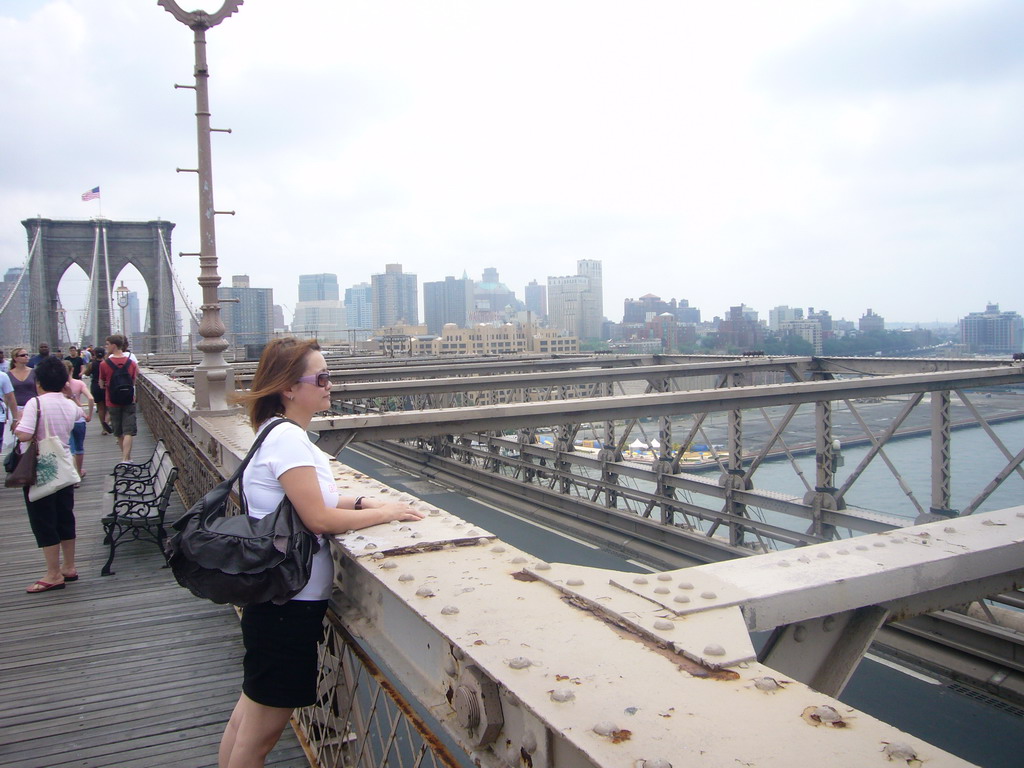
[{"xmin": 2, "ymin": 1, "xmax": 1022, "ymax": 327}]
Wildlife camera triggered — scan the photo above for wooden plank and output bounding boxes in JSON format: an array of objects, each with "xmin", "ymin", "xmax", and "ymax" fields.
[{"xmin": 0, "ymin": 416, "xmax": 305, "ymax": 767}]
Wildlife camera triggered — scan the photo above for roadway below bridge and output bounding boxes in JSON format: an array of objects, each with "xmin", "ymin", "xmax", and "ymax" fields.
[{"xmin": 338, "ymin": 444, "xmax": 1024, "ymax": 768}]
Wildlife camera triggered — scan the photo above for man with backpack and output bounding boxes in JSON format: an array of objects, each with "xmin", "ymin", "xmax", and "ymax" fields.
[{"xmin": 98, "ymin": 334, "xmax": 138, "ymax": 462}]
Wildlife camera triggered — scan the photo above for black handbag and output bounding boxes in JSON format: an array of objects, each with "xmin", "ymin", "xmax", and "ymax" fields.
[
  {"xmin": 164, "ymin": 419, "xmax": 321, "ymax": 606},
  {"xmin": 5, "ymin": 398, "xmax": 39, "ymax": 488}
]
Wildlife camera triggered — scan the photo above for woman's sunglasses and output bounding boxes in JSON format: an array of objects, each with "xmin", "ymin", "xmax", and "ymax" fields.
[{"xmin": 297, "ymin": 372, "xmax": 331, "ymax": 388}]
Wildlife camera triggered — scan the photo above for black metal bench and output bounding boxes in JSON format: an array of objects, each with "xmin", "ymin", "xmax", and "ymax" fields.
[
  {"xmin": 101, "ymin": 451, "xmax": 178, "ymax": 576},
  {"xmin": 111, "ymin": 440, "xmax": 168, "ymax": 483}
]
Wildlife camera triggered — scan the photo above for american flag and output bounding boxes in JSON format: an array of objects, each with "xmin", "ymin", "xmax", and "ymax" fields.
[{"xmin": 81, "ymin": 187, "xmax": 100, "ymax": 201}]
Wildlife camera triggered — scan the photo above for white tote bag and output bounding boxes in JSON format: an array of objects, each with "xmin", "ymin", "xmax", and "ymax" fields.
[{"xmin": 28, "ymin": 435, "xmax": 80, "ymax": 501}]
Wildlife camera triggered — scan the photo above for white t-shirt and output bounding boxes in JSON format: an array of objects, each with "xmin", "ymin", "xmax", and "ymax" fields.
[{"xmin": 242, "ymin": 418, "xmax": 338, "ymax": 601}]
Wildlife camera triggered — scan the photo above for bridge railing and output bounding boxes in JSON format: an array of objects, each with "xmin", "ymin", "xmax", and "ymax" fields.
[{"xmin": 135, "ymin": 366, "xmax": 1024, "ymax": 768}]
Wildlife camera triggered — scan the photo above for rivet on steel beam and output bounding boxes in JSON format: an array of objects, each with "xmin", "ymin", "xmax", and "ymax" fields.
[
  {"xmin": 399, "ymin": 574, "xmax": 415, "ymax": 582},
  {"xmin": 381, "ymin": 561, "xmax": 398, "ymax": 570},
  {"xmin": 441, "ymin": 605, "xmax": 460, "ymax": 615},
  {"xmin": 512, "ymin": 556, "xmax": 527, "ymax": 564},
  {"xmin": 641, "ymin": 759, "xmax": 672, "ymax": 768},
  {"xmin": 944, "ymin": 526, "xmax": 957, "ymax": 533},
  {"xmin": 837, "ymin": 549, "xmax": 849, "ymax": 555},
  {"xmin": 444, "ymin": 660, "xmax": 457, "ymax": 676},
  {"xmin": 677, "ymin": 581, "xmax": 694, "ymax": 590},
  {"xmin": 535, "ymin": 562, "xmax": 551, "ymax": 571},
  {"xmin": 793, "ymin": 625, "xmax": 807, "ymax": 642},
  {"xmin": 873, "ymin": 542, "xmax": 886, "ymax": 548},
  {"xmin": 469, "ymin": 529, "xmax": 482, "ymax": 535},
  {"xmin": 429, "ymin": 508, "xmax": 440, "ymax": 516},
  {"xmin": 416, "ymin": 586, "xmax": 435, "ymax": 597},
  {"xmin": 657, "ymin": 573, "xmax": 672, "ymax": 581},
  {"xmin": 633, "ymin": 577, "xmax": 649, "ymax": 585},
  {"xmin": 797, "ymin": 556, "xmax": 811, "ymax": 563},
  {"xmin": 551, "ymin": 689, "xmax": 575, "ymax": 702},
  {"xmin": 567, "ymin": 578, "xmax": 584, "ymax": 586},
  {"xmin": 654, "ymin": 587, "xmax": 669, "ymax": 595},
  {"xmin": 592, "ymin": 721, "xmax": 619, "ymax": 736},
  {"xmin": 822, "ymin": 616, "xmax": 836, "ymax": 632},
  {"xmin": 817, "ymin": 552, "xmax": 830, "ymax": 559},
  {"xmin": 370, "ymin": 552, "xmax": 384, "ymax": 560},
  {"xmin": 882, "ymin": 742, "xmax": 918, "ymax": 762},
  {"xmin": 703, "ymin": 644, "xmax": 725, "ymax": 656},
  {"xmin": 508, "ymin": 657, "xmax": 532, "ymax": 669},
  {"xmin": 673, "ymin": 595, "xmax": 690, "ymax": 604},
  {"xmin": 811, "ymin": 705, "xmax": 842, "ymax": 724},
  {"xmin": 410, "ymin": 533, "xmax": 422, "ymax": 539},
  {"xmin": 491, "ymin": 546, "xmax": 506, "ymax": 553},
  {"xmin": 522, "ymin": 733, "xmax": 538, "ymax": 753},
  {"xmin": 700, "ymin": 591, "xmax": 717, "ymax": 599},
  {"xmin": 654, "ymin": 620, "xmax": 674, "ymax": 631},
  {"xmin": 365, "ymin": 543, "xmax": 377, "ymax": 550},
  {"xmin": 855, "ymin": 545, "xmax": 869, "ymax": 551},
  {"xmin": 753, "ymin": 676, "xmax": 782, "ymax": 692}
]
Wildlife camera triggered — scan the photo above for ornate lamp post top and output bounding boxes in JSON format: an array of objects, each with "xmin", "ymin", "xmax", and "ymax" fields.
[{"xmin": 157, "ymin": 0, "xmax": 243, "ymax": 29}]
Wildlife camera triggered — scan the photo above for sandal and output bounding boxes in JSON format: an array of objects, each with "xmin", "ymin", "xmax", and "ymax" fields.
[
  {"xmin": 63, "ymin": 572, "xmax": 79, "ymax": 582},
  {"xmin": 27, "ymin": 580, "xmax": 66, "ymax": 593}
]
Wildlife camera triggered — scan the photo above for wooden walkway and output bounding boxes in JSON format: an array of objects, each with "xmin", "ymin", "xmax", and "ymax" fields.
[{"xmin": 0, "ymin": 415, "xmax": 307, "ymax": 767}]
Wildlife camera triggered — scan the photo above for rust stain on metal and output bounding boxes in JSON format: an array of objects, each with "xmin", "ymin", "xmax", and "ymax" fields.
[
  {"xmin": 610, "ymin": 729, "xmax": 632, "ymax": 744},
  {"xmin": 561, "ymin": 595, "xmax": 739, "ymax": 680},
  {"xmin": 513, "ymin": 570, "xmax": 539, "ymax": 582}
]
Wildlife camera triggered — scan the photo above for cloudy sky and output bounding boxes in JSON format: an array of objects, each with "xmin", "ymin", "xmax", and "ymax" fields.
[{"xmin": 2, "ymin": 0, "xmax": 1022, "ymax": 333}]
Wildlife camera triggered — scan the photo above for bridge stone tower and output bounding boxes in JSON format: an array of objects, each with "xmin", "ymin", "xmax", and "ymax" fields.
[{"xmin": 21, "ymin": 218, "xmax": 177, "ymax": 353}]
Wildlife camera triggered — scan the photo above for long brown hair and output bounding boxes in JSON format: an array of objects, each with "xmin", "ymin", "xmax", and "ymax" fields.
[{"xmin": 232, "ymin": 337, "xmax": 321, "ymax": 430}]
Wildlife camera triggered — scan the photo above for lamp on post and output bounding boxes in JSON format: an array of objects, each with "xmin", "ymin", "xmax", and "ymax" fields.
[
  {"xmin": 159, "ymin": 0, "xmax": 242, "ymax": 414},
  {"xmin": 115, "ymin": 281, "xmax": 130, "ymax": 337},
  {"xmin": 55, "ymin": 304, "xmax": 67, "ymax": 348}
]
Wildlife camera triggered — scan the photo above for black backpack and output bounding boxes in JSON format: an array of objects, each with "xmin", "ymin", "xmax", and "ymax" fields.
[
  {"xmin": 164, "ymin": 419, "xmax": 321, "ymax": 606},
  {"xmin": 105, "ymin": 357, "xmax": 135, "ymax": 405}
]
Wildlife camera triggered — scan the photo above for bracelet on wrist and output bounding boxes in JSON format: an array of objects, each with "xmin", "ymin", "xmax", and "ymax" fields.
[{"xmin": 354, "ymin": 496, "xmax": 365, "ymax": 510}]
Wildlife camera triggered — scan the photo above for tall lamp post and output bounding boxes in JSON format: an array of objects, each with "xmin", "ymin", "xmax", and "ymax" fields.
[
  {"xmin": 158, "ymin": 0, "xmax": 242, "ymax": 413},
  {"xmin": 115, "ymin": 281, "xmax": 130, "ymax": 338}
]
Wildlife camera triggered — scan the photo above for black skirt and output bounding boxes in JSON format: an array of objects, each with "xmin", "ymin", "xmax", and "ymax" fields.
[{"xmin": 240, "ymin": 599, "xmax": 328, "ymax": 709}]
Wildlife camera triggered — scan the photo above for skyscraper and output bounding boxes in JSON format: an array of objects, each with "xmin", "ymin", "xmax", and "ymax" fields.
[
  {"xmin": 423, "ymin": 275, "xmax": 473, "ymax": 335},
  {"xmin": 298, "ymin": 273, "xmax": 340, "ymax": 302},
  {"xmin": 960, "ymin": 304, "xmax": 1023, "ymax": 354},
  {"xmin": 345, "ymin": 283, "xmax": 373, "ymax": 342},
  {"xmin": 524, "ymin": 280, "xmax": 547, "ymax": 321},
  {"xmin": 371, "ymin": 264, "xmax": 418, "ymax": 328},
  {"xmin": 295, "ymin": 274, "xmax": 344, "ymax": 341},
  {"xmin": 218, "ymin": 274, "xmax": 274, "ymax": 348},
  {"xmin": 547, "ymin": 259, "xmax": 603, "ymax": 340}
]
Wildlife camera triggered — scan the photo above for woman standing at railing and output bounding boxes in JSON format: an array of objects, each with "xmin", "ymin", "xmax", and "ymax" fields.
[{"xmin": 219, "ymin": 337, "xmax": 425, "ymax": 768}]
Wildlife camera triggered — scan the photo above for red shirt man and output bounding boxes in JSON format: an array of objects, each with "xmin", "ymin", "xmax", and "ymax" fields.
[{"xmin": 98, "ymin": 334, "xmax": 139, "ymax": 462}]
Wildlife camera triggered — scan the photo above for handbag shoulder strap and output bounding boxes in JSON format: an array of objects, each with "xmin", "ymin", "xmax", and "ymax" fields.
[
  {"xmin": 23, "ymin": 395, "xmax": 42, "ymax": 441},
  {"xmin": 235, "ymin": 418, "xmax": 297, "ymax": 513}
]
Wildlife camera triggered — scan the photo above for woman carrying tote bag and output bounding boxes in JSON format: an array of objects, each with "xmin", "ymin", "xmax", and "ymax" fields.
[{"xmin": 15, "ymin": 356, "xmax": 85, "ymax": 593}]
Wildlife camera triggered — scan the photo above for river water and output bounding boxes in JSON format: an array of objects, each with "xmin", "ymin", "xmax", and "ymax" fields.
[{"xmin": 734, "ymin": 419, "xmax": 1024, "ymax": 522}]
